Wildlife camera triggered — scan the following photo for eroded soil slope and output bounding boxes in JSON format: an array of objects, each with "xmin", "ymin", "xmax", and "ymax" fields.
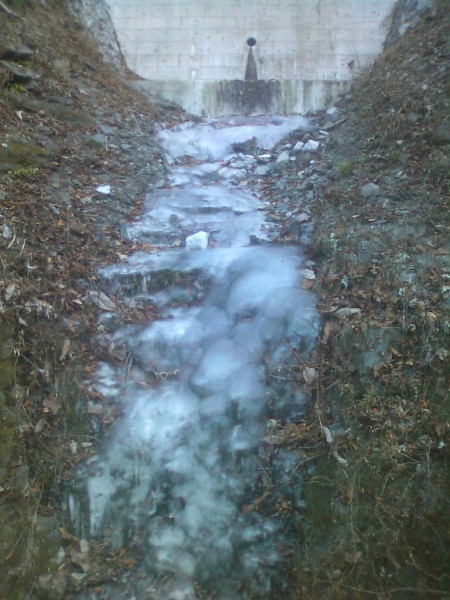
[
  {"xmin": 1, "ymin": 1, "xmax": 169, "ymax": 597},
  {"xmin": 262, "ymin": 2, "xmax": 448, "ymax": 597}
]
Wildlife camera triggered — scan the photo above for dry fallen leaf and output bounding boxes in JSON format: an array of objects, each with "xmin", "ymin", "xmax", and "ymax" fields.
[
  {"xmin": 301, "ymin": 278, "xmax": 315, "ymax": 290},
  {"xmin": 4, "ymin": 283, "xmax": 16, "ymax": 301},
  {"xmin": 60, "ymin": 338, "xmax": 71, "ymax": 361},
  {"xmin": 322, "ymin": 321, "xmax": 338, "ymax": 344},
  {"xmin": 34, "ymin": 418, "xmax": 47, "ymax": 434},
  {"xmin": 43, "ymin": 395, "xmax": 62, "ymax": 415},
  {"xmin": 332, "ymin": 448, "xmax": 348, "ymax": 466},
  {"xmin": 321, "ymin": 426, "xmax": 334, "ymax": 444},
  {"xmin": 303, "ymin": 366, "xmax": 318, "ymax": 385},
  {"xmin": 59, "ymin": 527, "xmax": 73, "ymax": 540},
  {"xmin": 242, "ymin": 490, "xmax": 271, "ymax": 514}
]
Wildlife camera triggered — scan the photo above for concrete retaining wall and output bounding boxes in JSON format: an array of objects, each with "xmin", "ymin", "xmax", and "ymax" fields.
[{"xmin": 105, "ymin": 0, "xmax": 397, "ymax": 116}]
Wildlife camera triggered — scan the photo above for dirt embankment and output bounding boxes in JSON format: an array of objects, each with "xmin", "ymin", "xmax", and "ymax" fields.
[
  {"xmin": 268, "ymin": 1, "xmax": 448, "ymax": 597},
  {"xmin": 0, "ymin": 1, "xmax": 172, "ymax": 597}
]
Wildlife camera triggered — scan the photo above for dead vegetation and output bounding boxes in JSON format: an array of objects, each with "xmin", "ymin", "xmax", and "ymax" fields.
[
  {"xmin": 278, "ymin": 2, "xmax": 449, "ymax": 598},
  {"xmin": 0, "ymin": 1, "xmax": 161, "ymax": 596}
]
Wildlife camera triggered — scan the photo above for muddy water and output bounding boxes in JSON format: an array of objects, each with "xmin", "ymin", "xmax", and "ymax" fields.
[{"xmin": 71, "ymin": 116, "xmax": 318, "ymax": 599}]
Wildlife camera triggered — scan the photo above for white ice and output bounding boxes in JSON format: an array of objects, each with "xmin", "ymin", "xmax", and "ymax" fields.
[
  {"xmin": 81, "ymin": 115, "xmax": 318, "ymax": 598},
  {"xmin": 158, "ymin": 115, "xmax": 309, "ymax": 161},
  {"xmin": 127, "ymin": 185, "xmax": 264, "ymax": 246}
]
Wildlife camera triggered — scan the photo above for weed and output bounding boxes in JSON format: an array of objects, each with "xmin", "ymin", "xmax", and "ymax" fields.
[
  {"xmin": 337, "ymin": 160, "xmax": 355, "ymax": 176},
  {"xmin": 88, "ymin": 138, "xmax": 107, "ymax": 153},
  {"xmin": 7, "ymin": 166, "xmax": 39, "ymax": 178},
  {"xmin": 389, "ymin": 149, "xmax": 401, "ymax": 163},
  {"xmin": 9, "ymin": 83, "xmax": 29, "ymax": 96}
]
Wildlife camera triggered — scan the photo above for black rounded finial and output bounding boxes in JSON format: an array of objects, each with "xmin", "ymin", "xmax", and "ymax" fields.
[{"xmin": 246, "ymin": 37, "xmax": 257, "ymax": 47}]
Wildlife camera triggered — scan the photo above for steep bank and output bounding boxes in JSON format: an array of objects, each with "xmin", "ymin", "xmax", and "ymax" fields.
[
  {"xmin": 0, "ymin": 2, "xmax": 170, "ymax": 597},
  {"xmin": 256, "ymin": 1, "xmax": 448, "ymax": 597}
]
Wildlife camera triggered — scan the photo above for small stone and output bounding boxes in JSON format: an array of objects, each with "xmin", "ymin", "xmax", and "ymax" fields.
[
  {"xmin": 276, "ymin": 150, "xmax": 290, "ymax": 164},
  {"xmin": 96, "ymin": 185, "xmax": 111, "ymax": 195},
  {"xmin": 229, "ymin": 160, "xmax": 247, "ymax": 169},
  {"xmin": 186, "ymin": 231, "xmax": 209, "ymax": 250},
  {"xmin": 293, "ymin": 141, "xmax": 304, "ymax": 152},
  {"xmin": 91, "ymin": 133, "xmax": 106, "ymax": 145},
  {"xmin": 100, "ymin": 125, "xmax": 116, "ymax": 135},
  {"xmin": 302, "ymin": 268, "xmax": 316, "ymax": 279},
  {"xmin": 360, "ymin": 183, "xmax": 380, "ymax": 197},
  {"xmin": 231, "ymin": 137, "xmax": 256, "ymax": 154},
  {"xmin": 326, "ymin": 106, "xmax": 339, "ymax": 122},
  {"xmin": 254, "ymin": 165, "xmax": 270, "ymax": 176},
  {"xmin": 432, "ymin": 123, "xmax": 450, "ymax": 146},
  {"xmin": 295, "ymin": 212, "xmax": 311, "ymax": 222},
  {"xmin": 302, "ymin": 140, "xmax": 320, "ymax": 153},
  {"xmin": 13, "ymin": 465, "xmax": 29, "ymax": 493}
]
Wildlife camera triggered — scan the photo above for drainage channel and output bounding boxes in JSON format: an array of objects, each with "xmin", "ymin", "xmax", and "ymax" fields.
[{"xmin": 70, "ymin": 115, "xmax": 318, "ymax": 599}]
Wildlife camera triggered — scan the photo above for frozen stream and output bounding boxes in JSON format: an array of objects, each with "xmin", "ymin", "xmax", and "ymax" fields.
[{"xmin": 71, "ymin": 116, "xmax": 318, "ymax": 599}]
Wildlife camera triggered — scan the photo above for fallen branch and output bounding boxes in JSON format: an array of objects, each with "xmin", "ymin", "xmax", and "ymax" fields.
[{"xmin": 0, "ymin": 0, "xmax": 25, "ymax": 20}]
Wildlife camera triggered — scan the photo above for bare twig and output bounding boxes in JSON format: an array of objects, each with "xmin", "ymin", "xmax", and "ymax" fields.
[
  {"xmin": 0, "ymin": 0, "xmax": 25, "ymax": 20},
  {"xmin": 346, "ymin": 585, "xmax": 450, "ymax": 596}
]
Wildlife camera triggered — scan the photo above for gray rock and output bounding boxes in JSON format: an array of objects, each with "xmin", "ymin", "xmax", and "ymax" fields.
[
  {"xmin": 254, "ymin": 165, "xmax": 270, "ymax": 176},
  {"xmin": 0, "ymin": 46, "xmax": 34, "ymax": 62},
  {"xmin": 186, "ymin": 231, "xmax": 209, "ymax": 250},
  {"xmin": 13, "ymin": 465, "xmax": 29, "ymax": 493},
  {"xmin": 231, "ymin": 137, "xmax": 257, "ymax": 154},
  {"xmin": 229, "ymin": 160, "xmax": 247, "ymax": 169},
  {"xmin": 100, "ymin": 124, "xmax": 116, "ymax": 135},
  {"xmin": 69, "ymin": 0, "xmax": 126, "ymax": 70},
  {"xmin": 276, "ymin": 150, "xmax": 290, "ymax": 164},
  {"xmin": 302, "ymin": 140, "xmax": 320, "ymax": 153},
  {"xmin": 323, "ymin": 117, "xmax": 347, "ymax": 131},
  {"xmin": 296, "ymin": 152, "xmax": 314, "ymax": 166},
  {"xmin": 326, "ymin": 106, "xmax": 339, "ymax": 122},
  {"xmin": 0, "ymin": 60, "xmax": 38, "ymax": 84},
  {"xmin": 91, "ymin": 133, "xmax": 107, "ymax": 145},
  {"xmin": 361, "ymin": 183, "xmax": 381, "ymax": 197},
  {"xmin": 432, "ymin": 123, "xmax": 450, "ymax": 146}
]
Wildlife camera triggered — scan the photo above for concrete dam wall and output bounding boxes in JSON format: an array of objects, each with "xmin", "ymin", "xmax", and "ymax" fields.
[{"xmin": 105, "ymin": 0, "xmax": 397, "ymax": 116}]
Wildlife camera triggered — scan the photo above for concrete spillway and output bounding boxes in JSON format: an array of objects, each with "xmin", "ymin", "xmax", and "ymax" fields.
[{"xmin": 105, "ymin": 0, "xmax": 396, "ymax": 116}]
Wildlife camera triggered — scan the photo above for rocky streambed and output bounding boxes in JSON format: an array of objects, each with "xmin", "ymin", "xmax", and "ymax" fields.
[{"xmin": 66, "ymin": 115, "xmax": 320, "ymax": 599}]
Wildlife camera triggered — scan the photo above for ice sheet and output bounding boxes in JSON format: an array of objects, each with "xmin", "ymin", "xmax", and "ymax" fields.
[{"xmin": 76, "ymin": 114, "xmax": 317, "ymax": 599}]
